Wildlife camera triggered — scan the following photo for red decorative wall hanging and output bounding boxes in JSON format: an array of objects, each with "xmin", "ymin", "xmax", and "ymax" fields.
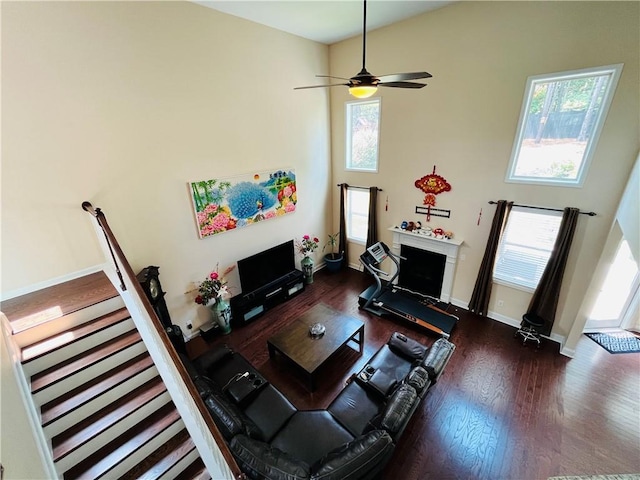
[{"xmin": 414, "ymin": 166, "xmax": 451, "ymax": 221}]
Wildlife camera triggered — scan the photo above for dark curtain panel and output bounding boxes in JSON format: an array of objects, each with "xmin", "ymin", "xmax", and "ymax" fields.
[
  {"xmin": 468, "ymin": 200, "xmax": 513, "ymax": 316},
  {"xmin": 365, "ymin": 187, "xmax": 379, "ymax": 249},
  {"xmin": 338, "ymin": 183, "xmax": 349, "ymax": 267},
  {"xmin": 527, "ymin": 207, "xmax": 580, "ymax": 336}
]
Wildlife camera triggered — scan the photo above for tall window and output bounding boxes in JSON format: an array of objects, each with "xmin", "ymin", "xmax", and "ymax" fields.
[
  {"xmin": 346, "ymin": 99, "xmax": 381, "ymax": 172},
  {"xmin": 346, "ymin": 188, "xmax": 370, "ymax": 243},
  {"xmin": 505, "ymin": 64, "xmax": 622, "ymax": 187},
  {"xmin": 493, "ymin": 207, "xmax": 562, "ymax": 291}
]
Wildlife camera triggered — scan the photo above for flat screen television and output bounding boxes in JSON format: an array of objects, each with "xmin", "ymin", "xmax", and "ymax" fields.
[{"xmin": 237, "ymin": 240, "xmax": 297, "ymax": 295}]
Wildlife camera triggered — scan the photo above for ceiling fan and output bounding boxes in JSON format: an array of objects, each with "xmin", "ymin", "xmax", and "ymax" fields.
[{"xmin": 295, "ymin": 0, "xmax": 432, "ymax": 99}]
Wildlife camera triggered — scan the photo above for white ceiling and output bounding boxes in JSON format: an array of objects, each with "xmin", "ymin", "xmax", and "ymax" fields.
[{"xmin": 193, "ymin": 1, "xmax": 454, "ymax": 45}]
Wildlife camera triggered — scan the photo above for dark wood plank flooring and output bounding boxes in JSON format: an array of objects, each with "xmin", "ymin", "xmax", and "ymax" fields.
[{"xmin": 188, "ymin": 267, "xmax": 640, "ymax": 480}]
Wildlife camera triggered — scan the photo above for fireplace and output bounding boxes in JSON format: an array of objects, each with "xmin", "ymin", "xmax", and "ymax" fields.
[
  {"xmin": 388, "ymin": 227, "xmax": 463, "ymax": 302},
  {"xmin": 398, "ymin": 245, "xmax": 447, "ymax": 298}
]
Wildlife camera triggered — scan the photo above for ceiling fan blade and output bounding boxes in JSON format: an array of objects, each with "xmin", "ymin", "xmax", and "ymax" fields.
[
  {"xmin": 379, "ymin": 81, "xmax": 427, "ymax": 89},
  {"xmin": 377, "ymin": 72, "xmax": 433, "ymax": 83},
  {"xmin": 316, "ymin": 74, "xmax": 352, "ymax": 81},
  {"xmin": 294, "ymin": 83, "xmax": 350, "ymax": 90}
]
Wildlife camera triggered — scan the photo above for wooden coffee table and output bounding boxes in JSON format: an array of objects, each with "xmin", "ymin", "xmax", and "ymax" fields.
[{"xmin": 267, "ymin": 303, "xmax": 364, "ymax": 391}]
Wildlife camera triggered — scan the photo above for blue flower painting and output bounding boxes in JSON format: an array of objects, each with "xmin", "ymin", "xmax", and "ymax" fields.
[{"xmin": 189, "ymin": 168, "xmax": 297, "ymax": 238}]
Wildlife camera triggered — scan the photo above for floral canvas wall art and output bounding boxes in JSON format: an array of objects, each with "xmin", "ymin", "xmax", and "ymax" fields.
[{"xmin": 189, "ymin": 168, "xmax": 297, "ymax": 238}]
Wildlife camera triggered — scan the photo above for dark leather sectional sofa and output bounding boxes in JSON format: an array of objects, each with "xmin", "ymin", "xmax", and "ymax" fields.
[{"xmin": 183, "ymin": 332, "xmax": 456, "ymax": 480}]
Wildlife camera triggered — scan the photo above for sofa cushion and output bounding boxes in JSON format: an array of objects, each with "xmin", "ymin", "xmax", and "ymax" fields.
[
  {"xmin": 272, "ymin": 411, "xmax": 355, "ymax": 466},
  {"xmin": 367, "ymin": 345, "xmax": 414, "ymax": 384},
  {"xmin": 327, "ymin": 381, "xmax": 383, "ymax": 438},
  {"xmin": 244, "ymin": 385, "xmax": 297, "ymax": 442},
  {"xmin": 422, "ymin": 338, "xmax": 456, "ymax": 381},
  {"xmin": 387, "ymin": 332, "xmax": 427, "ymax": 361},
  {"xmin": 310, "ymin": 430, "xmax": 394, "ymax": 480},
  {"xmin": 230, "ymin": 434, "xmax": 310, "ymax": 480},
  {"xmin": 378, "ymin": 384, "xmax": 418, "ymax": 438},
  {"xmin": 406, "ymin": 366, "xmax": 431, "ymax": 395},
  {"xmin": 203, "ymin": 392, "xmax": 262, "ymax": 441},
  {"xmin": 193, "ymin": 344, "xmax": 233, "ymax": 373}
]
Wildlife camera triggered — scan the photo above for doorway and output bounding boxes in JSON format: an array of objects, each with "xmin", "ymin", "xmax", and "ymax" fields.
[{"xmin": 585, "ymin": 238, "xmax": 639, "ymax": 331}]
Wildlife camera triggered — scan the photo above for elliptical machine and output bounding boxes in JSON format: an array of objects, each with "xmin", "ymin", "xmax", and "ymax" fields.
[{"xmin": 358, "ymin": 241, "xmax": 458, "ymax": 339}]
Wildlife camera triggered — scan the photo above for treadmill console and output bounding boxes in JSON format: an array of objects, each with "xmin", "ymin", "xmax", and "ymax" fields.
[{"xmin": 367, "ymin": 242, "xmax": 388, "ymax": 264}]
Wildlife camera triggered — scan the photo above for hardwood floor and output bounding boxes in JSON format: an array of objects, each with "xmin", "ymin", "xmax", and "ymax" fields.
[{"xmin": 187, "ymin": 268, "xmax": 640, "ymax": 480}]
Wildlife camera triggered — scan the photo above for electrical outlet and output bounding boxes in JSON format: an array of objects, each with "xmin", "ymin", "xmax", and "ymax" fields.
[
  {"xmin": 497, "ymin": 300, "xmax": 504, "ymax": 307},
  {"xmin": 460, "ymin": 253, "xmax": 466, "ymax": 261}
]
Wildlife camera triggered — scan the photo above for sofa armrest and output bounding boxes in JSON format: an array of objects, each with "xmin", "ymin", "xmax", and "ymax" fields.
[
  {"xmin": 230, "ymin": 434, "xmax": 311, "ymax": 480},
  {"xmin": 405, "ymin": 366, "xmax": 431, "ymax": 395},
  {"xmin": 377, "ymin": 384, "xmax": 417, "ymax": 438},
  {"xmin": 421, "ymin": 338, "xmax": 456, "ymax": 382},
  {"xmin": 310, "ymin": 430, "xmax": 394, "ymax": 480},
  {"xmin": 193, "ymin": 375, "xmax": 222, "ymax": 398},
  {"xmin": 203, "ymin": 392, "xmax": 262, "ymax": 441},
  {"xmin": 387, "ymin": 332, "xmax": 427, "ymax": 361}
]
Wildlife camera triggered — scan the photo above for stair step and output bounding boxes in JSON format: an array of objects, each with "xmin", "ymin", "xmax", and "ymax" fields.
[
  {"xmin": 173, "ymin": 458, "xmax": 211, "ymax": 480},
  {"xmin": 30, "ymin": 329, "xmax": 142, "ymax": 394},
  {"xmin": 63, "ymin": 402, "xmax": 181, "ymax": 480},
  {"xmin": 22, "ymin": 307, "xmax": 131, "ymax": 363},
  {"xmin": 121, "ymin": 429, "xmax": 195, "ymax": 479},
  {"xmin": 11, "ymin": 296, "xmax": 126, "ymax": 349},
  {"xmin": 41, "ymin": 352, "xmax": 155, "ymax": 427},
  {"xmin": 52, "ymin": 376, "xmax": 167, "ymax": 461},
  {"xmin": 2, "ymin": 271, "xmax": 118, "ymax": 334}
]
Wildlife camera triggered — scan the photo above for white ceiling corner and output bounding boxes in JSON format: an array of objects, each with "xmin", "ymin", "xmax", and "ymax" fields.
[{"xmin": 192, "ymin": 1, "xmax": 455, "ymax": 45}]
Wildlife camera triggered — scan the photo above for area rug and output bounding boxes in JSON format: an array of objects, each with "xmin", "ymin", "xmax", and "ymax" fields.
[{"xmin": 585, "ymin": 331, "xmax": 640, "ymax": 354}]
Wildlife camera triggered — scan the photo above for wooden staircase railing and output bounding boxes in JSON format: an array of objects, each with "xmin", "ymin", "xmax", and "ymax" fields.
[{"xmin": 82, "ymin": 201, "xmax": 244, "ymax": 480}]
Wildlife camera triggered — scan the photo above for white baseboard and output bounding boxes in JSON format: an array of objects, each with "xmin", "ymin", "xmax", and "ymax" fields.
[{"xmin": 450, "ymin": 297, "xmax": 566, "ymax": 349}]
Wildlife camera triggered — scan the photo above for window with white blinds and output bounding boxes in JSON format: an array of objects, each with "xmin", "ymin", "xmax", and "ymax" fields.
[
  {"xmin": 346, "ymin": 188, "xmax": 370, "ymax": 243},
  {"xmin": 493, "ymin": 207, "xmax": 562, "ymax": 291}
]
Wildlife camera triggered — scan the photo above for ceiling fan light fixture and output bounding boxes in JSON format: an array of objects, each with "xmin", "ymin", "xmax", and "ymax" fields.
[{"xmin": 349, "ymin": 85, "xmax": 378, "ymax": 99}]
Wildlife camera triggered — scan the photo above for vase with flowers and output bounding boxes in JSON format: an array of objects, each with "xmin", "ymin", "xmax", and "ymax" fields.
[
  {"xmin": 295, "ymin": 234, "xmax": 319, "ymax": 284},
  {"xmin": 192, "ymin": 264, "xmax": 235, "ymax": 335}
]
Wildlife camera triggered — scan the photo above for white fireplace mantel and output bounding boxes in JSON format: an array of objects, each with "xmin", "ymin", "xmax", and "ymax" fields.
[{"xmin": 388, "ymin": 226, "xmax": 463, "ymax": 302}]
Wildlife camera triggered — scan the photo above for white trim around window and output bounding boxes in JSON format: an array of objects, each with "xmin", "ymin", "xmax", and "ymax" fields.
[
  {"xmin": 345, "ymin": 98, "xmax": 381, "ymax": 173},
  {"xmin": 505, "ymin": 64, "xmax": 623, "ymax": 188}
]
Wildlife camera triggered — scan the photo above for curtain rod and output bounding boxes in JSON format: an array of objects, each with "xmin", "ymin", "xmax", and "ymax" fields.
[
  {"xmin": 488, "ymin": 200, "xmax": 596, "ymax": 216},
  {"xmin": 337, "ymin": 183, "xmax": 383, "ymax": 191}
]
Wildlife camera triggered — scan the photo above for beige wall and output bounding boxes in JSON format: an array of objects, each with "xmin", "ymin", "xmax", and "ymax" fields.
[
  {"xmin": 1, "ymin": 2, "xmax": 331, "ymax": 331},
  {"xmin": 329, "ymin": 1, "xmax": 639, "ymax": 342},
  {"xmin": 1, "ymin": 319, "xmax": 50, "ymax": 479}
]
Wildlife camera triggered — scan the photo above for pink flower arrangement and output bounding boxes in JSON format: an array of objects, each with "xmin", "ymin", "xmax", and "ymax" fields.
[
  {"xmin": 295, "ymin": 234, "xmax": 319, "ymax": 257},
  {"xmin": 192, "ymin": 264, "xmax": 235, "ymax": 305}
]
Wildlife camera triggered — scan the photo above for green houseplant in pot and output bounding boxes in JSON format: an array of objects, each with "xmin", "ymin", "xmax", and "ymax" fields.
[{"xmin": 323, "ymin": 233, "xmax": 344, "ymax": 273}]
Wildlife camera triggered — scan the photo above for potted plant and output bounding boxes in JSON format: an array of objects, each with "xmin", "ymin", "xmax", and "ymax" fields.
[{"xmin": 323, "ymin": 233, "xmax": 344, "ymax": 273}]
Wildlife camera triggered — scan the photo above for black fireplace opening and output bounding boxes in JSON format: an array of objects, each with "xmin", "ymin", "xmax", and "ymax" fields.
[{"xmin": 398, "ymin": 244, "xmax": 446, "ymax": 299}]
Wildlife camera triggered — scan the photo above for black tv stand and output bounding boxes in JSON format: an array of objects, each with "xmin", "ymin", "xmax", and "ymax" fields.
[{"xmin": 230, "ymin": 270, "xmax": 305, "ymax": 326}]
